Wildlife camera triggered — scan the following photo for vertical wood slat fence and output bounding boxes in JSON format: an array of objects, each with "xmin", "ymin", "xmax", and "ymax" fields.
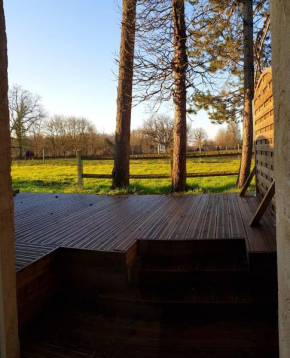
[{"xmin": 254, "ymin": 67, "xmax": 276, "ymax": 212}]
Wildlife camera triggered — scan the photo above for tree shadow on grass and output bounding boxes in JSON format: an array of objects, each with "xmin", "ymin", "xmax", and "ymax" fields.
[
  {"xmin": 186, "ymin": 182, "xmax": 237, "ymax": 194},
  {"xmin": 13, "ymin": 179, "xmax": 256, "ymax": 196},
  {"xmin": 186, "ymin": 180, "xmax": 255, "ymax": 194},
  {"xmin": 15, "ymin": 179, "xmax": 73, "ymax": 187},
  {"xmin": 98, "ymin": 179, "xmax": 243, "ymax": 196},
  {"xmin": 102, "ymin": 181, "xmax": 173, "ymax": 195},
  {"xmin": 12, "ymin": 179, "xmax": 74, "ymax": 193}
]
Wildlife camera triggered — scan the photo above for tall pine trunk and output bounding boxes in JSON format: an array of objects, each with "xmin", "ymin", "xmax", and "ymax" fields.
[
  {"xmin": 113, "ymin": 0, "xmax": 137, "ymax": 188},
  {"xmin": 171, "ymin": 0, "xmax": 188, "ymax": 192},
  {"xmin": 238, "ymin": 0, "xmax": 254, "ymax": 188},
  {"xmin": 0, "ymin": 0, "xmax": 20, "ymax": 355}
]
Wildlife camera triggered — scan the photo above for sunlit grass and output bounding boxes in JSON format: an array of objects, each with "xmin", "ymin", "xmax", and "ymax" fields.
[{"xmin": 11, "ymin": 156, "xmax": 255, "ymax": 195}]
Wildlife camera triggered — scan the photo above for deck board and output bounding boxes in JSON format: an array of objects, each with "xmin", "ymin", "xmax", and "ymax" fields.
[
  {"xmin": 155, "ymin": 195, "xmax": 193, "ymax": 240},
  {"xmin": 184, "ymin": 194, "xmax": 210, "ymax": 239},
  {"xmin": 138, "ymin": 196, "xmax": 183, "ymax": 240},
  {"xmin": 216, "ymin": 194, "xmax": 231, "ymax": 239},
  {"xmin": 200, "ymin": 194, "xmax": 219, "ymax": 239},
  {"xmin": 168, "ymin": 195, "xmax": 202, "ymax": 240},
  {"xmin": 90, "ymin": 196, "xmax": 160, "ymax": 250},
  {"xmin": 113, "ymin": 196, "xmax": 171, "ymax": 251},
  {"xmin": 228, "ymin": 193, "xmax": 247, "ymax": 239},
  {"xmin": 14, "ymin": 193, "xmax": 276, "ymax": 270}
]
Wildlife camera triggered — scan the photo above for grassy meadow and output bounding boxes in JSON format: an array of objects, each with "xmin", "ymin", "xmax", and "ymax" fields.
[{"xmin": 11, "ymin": 156, "xmax": 255, "ymax": 195}]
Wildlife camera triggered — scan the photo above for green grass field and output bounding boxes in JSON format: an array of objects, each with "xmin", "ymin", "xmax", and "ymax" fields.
[{"xmin": 11, "ymin": 156, "xmax": 254, "ymax": 195}]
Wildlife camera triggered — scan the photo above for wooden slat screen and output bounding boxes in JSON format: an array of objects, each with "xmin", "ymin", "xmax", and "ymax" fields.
[{"xmin": 254, "ymin": 67, "xmax": 275, "ymax": 212}]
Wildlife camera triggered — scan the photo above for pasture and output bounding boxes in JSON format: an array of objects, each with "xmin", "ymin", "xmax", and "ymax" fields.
[{"xmin": 11, "ymin": 156, "xmax": 254, "ymax": 195}]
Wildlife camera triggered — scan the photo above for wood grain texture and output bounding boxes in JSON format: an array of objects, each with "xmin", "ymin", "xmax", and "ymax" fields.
[{"xmin": 14, "ymin": 193, "xmax": 276, "ymax": 269}]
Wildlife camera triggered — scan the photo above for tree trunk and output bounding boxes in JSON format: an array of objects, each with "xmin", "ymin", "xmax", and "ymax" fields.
[
  {"xmin": 0, "ymin": 1, "xmax": 20, "ymax": 356},
  {"xmin": 165, "ymin": 144, "xmax": 168, "ymax": 155},
  {"xmin": 171, "ymin": 0, "xmax": 188, "ymax": 192},
  {"xmin": 16, "ymin": 126, "xmax": 23, "ymax": 159},
  {"xmin": 18, "ymin": 138, "xmax": 23, "ymax": 159},
  {"xmin": 113, "ymin": 0, "xmax": 137, "ymax": 188},
  {"xmin": 238, "ymin": 0, "xmax": 254, "ymax": 188}
]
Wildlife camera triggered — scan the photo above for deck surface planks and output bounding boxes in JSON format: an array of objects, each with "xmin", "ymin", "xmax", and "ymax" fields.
[
  {"xmin": 184, "ymin": 194, "xmax": 210, "ymax": 239},
  {"xmin": 168, "ymin": 195, "xmax": 202, "ymax": 240},
  {"xmin": 216, "ymin": 194, "xmax": 231, "ymax": 239},
  {"xmin": 154, "ymin": 195, "xmax": 193, "ymax": 240},
  {"xmin": 61, "ymin": 195, "xmax": 154, "ymax": 249},
  {"xmin": 14, "ymin": 192, "xmax": 276, "ymax": 270},
  {"xmin": 227, "ymin": 193, "xmax": 246, "ymax": 239},
  {"xmin": 139, "ymin": 196, "xmax": 185, "ymax": 240},
  {"xmin": 92, "ymin": 196, "xmax": 163, "ymax": 250},
  {"xmin": 114, "ymin": 196, "xmax": 173, "ymax": 251},
  {"xmin": 200, "ymin": 194, "xmax": 219, "ymax": 239},
  {"xmin": 15, "ymin": 243, "xmax": 57, "ymax": 271}
]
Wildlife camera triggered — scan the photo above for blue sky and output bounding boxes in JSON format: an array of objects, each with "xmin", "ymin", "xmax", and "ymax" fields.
[{"xmin": 4, "ymin": 0, "xmax": 226, "ymax": 139}]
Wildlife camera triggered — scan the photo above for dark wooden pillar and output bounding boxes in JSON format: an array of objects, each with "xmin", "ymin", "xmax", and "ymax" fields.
[{"xmin": 0, "ymin": 1, "xmax": 20, "ymax": 356}]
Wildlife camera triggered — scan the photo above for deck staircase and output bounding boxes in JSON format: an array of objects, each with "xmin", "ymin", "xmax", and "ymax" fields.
[{"xmin": 97, "ymin": 239, "xmax": 277, "ymax": 320}]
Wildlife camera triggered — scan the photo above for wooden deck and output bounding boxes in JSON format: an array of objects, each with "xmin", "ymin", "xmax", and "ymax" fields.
[
  {"xmin": 14, "ymin": 192, "xmax": 276, "ymax": 271},
  {"xmin": 16, "ymin": 193, "xmax": 278, "ymax": 356}
]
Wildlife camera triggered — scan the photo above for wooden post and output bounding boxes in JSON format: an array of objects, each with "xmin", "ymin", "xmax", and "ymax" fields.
[
  {"xmin": 0, "ymin": 1, "xmax": 20, "ymax": 356},
  {"xmin": 270, "ymin": 2, "xmax": 290, "ymax": 354},
  {"xmin": 42, "ymin": 148, "xmax": 45, "ymax": 165},
  {"xmin": 77, "ymin": 151, "xmax": 83, "ymax": 187}
]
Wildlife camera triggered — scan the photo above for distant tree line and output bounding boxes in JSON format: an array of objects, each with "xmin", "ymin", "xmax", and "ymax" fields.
[
  {"xmin": 11, "ymin": 116, "xmax": 116, "ymax": 159},
  {"xmin": 9, "ymin": 84, "xmax": 117, "ymax": 158},
  {"xmin": 9, "ymin": 83, "xmax": 241, "ymax": 159}
]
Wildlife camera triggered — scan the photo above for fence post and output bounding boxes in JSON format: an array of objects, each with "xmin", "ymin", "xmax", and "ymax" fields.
[
  {"xmin": 77, "ymin": 151, "xmax": 83, "ymax": 187},
  {"xmin": 42, "ymin": 148, "xmax": 45, "ymax": 164}
]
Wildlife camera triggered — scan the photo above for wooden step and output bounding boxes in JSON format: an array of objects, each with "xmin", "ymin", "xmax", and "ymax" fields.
[
  {"xmin": 137, "ymin": 239, "xmax": 247, "ymax": 260},
  {"xmin": 95, "ymin": 285, "xmax": 277, "ymax": 320},
  {"xmin": 131, "ymin": 257, "xmax": 249, "ymax": 288}
]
